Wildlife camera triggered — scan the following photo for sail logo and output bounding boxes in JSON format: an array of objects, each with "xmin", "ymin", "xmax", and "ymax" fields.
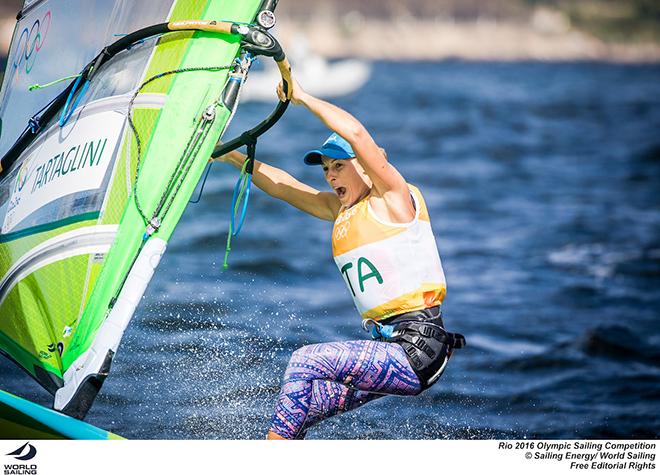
[
  {"xmin": 5, "ymin": 138, "xmax": 109, "ymax": 218},
  {"xmin": 1, "ymin": 110, "xmax": 125, "ymax": 234},
  {"xmin": 30, "ymin": 138, "xmax": 108, "ymax": 194},
  {"xmin": 14, "ymin": 161, "xmax": 31, "ymax": 194},
  {"xmin": 4, "ymin": 442, "xmax": 38, "ymax": 475},
  {"xmin": 5, "ymin": 161, "xmax": 33, "ymax": 216},
  {"xmin": 12, "ymin": 10, "xmax": 51, "ymax": 76},
  {"xmin": 47, "ymin": 342, "xmax": 64, "ymax": 356}
]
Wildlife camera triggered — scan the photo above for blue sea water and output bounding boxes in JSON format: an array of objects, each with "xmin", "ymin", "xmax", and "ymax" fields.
[{"xmin": 2, "ymin": 61, "xmax": 660, "ymax": 439}]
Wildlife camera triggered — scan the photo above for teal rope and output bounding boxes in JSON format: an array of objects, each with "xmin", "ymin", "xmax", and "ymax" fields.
[{"xmin": 223, "ymin": 159, "xmax": 251, "ymax": 270}]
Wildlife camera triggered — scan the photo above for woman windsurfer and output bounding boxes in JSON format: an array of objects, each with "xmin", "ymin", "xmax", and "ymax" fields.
[{"xmin": 213, "ymin": 75, "xmax": 465, "ymax": 439}]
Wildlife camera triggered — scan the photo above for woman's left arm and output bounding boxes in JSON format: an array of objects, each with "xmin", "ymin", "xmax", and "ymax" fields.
[{"xmin": 279, "ymin": 81, "xmax": 409, "ymax": 198}]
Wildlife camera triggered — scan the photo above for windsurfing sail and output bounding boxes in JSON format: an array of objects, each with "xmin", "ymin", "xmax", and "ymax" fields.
[{"xmin": 0, "ymin": 0, "xmax": 290, "ymax": 420}]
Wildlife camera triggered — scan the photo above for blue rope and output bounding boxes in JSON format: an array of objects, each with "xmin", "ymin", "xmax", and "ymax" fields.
[
  {"xmin": 59, "ymin": 74, "xmax": 90, "ymax": 127},
  {"xmin": 189, "ymin": 162, "xmax": 213, "ymax": 204},
  {"xmin": 230, "ymin": 171, "xmax": 252, "ymax": 236},
  {"xmin": 223, "ymin": 163, "xmax": 253, "ymax": 270}
]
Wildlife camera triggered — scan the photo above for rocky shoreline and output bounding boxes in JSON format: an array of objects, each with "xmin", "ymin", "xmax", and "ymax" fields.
[
  {"xmin": 274, "ymin": 18, "xmax": 660, "ymax": 63},
  {"xmin": 1, "ymin": 11, "xmax": 659, "ymax": 63}
]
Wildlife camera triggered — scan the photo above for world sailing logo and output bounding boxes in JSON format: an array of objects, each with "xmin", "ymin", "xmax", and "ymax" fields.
[
  {"xmin": 5, "ymin": 443, "xmax": 36, "ymax": 461},
  {"xmin": 4, "ymin": 442, "xmax": 38, "ymax": 475},
  {"xmin": 12, "ymin": 10, "xmax": 52, "ymax": 76}
]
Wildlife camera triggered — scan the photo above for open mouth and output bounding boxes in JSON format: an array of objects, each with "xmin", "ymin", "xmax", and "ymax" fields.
[{"xmin": 335, "ymin": 187, "xmax": 346, "ymax": 199}]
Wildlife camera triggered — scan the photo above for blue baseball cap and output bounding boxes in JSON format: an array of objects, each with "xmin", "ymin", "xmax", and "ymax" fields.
[{"xmin": 303, "ymin": 133, "xmax": 356, "ymax": 165}]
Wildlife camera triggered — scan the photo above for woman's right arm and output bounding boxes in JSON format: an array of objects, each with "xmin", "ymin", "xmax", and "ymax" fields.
[{"xmin": 213, "ymin": 149, "xmax": 340, "ymax": 221}]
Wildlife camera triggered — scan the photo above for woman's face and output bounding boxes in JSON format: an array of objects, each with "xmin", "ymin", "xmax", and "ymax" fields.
[{"xmin": 321, "ymin": 157, "xmax": 370, "ymax": 207}]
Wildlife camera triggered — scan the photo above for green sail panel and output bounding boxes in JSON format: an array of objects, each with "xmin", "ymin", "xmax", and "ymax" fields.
[{"xmin": 0, "ymin": 0, "xmax": 265, "ymax": 420}]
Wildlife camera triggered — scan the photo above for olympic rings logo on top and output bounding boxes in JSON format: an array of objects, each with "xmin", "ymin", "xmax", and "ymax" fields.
[
  {"xmin": 12, "ymin": 10, "xmax": 52, "ymax": 76},
  {"xmin": 334, "ymin": 222, "xmax": 351, "ymax": 241},
  {"xmin": 335, "ymin": 205, "xmax": 358, "ymax": 225}
]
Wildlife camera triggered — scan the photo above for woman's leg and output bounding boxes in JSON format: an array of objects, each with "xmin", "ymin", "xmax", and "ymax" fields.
[
  {"xmin": 268, "ymin": 340, "xmax": 422, "ymax": 439},
  {"xmin": 268, "ymin": 381, "xmax": 384, "ymax": 439}
]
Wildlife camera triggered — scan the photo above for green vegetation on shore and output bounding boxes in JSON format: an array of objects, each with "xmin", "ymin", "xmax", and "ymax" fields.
[
  {"xmin": 1, "ymin": 0, "xmax": 659, "ymax": 63},
  {"xmin": 527, "ymin": 0, "xmax": 660, "ymax": 43},
  {"xmin": 279, "ymin": 0, "xmax": 660, "ymax": 44},
  {"xmin": 1, "ymin": 0, "xmax": 659, "ymax": 44}
]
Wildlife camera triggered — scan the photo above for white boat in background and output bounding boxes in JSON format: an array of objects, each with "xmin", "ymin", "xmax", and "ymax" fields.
[{"xmin": 242, "ymin": 36, "xmax": 371, "ymax": 102}]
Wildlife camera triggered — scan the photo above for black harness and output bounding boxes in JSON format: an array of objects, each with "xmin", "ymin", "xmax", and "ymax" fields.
[{"xmin": 364, "ymin": 306, "xmax": 466, "ymax": 389}]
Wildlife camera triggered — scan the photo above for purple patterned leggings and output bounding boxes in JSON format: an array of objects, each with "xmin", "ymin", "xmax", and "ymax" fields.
[{"xmin": 269, "ymin": 340, "xmax": 423, "ymax": 439}]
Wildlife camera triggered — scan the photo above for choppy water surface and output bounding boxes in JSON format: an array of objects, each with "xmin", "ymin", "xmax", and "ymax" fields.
[{"xmin": 2, "ymin": 61, "xmax": 660, "ymax": 439}]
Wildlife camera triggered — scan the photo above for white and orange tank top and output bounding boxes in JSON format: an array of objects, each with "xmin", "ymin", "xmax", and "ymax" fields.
[{"xmin": 332, "ymin": 184, "xmax": 446, "ymax": 321}]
